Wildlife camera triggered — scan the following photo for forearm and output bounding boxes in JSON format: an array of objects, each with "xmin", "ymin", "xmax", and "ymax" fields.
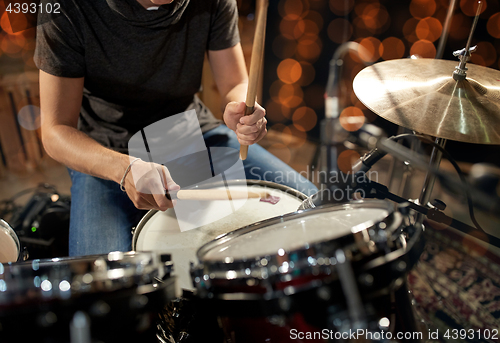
[
  {"xmin": 221, "ymin": 81, "xmax": 249, "ymax": 111},
  {"xmin": 43, "ymin": 124, "xmax": 129, "ymax": 184}
]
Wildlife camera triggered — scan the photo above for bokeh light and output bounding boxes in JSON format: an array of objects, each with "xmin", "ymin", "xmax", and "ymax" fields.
[
  {"xmin": 339, "ymin": 106, "xmax": 365, "ymax": 132},
  {"xmin": 278, "ymin": 83, "xmax": 304, "ymax": 108},
  {"xmin": 296, "ymin": 36, "xmax": 322, "ymax": 61},
  {"xmin": 470, "ymin": 41, "xmax": 497, "ymax": 66},
  {"xmin": 403, "ymin": 18, "xmax": 420, "ymax": 43},
  {"xmin": 297, "ymin": 61, "xmax": 315, "ymax": 86},
  {"xmin": 265, "ymin": 100, "xmax": 291, "ymax": 123},
  {"xmin": 460, "ymin": 0, "xmax": 487, "ymax": 17},
  {"xmin": 329, "ymin": 0, "xmax": 354, "ymax": 16},
  {"xmin": 410, "ymin": 39, "xmax": 437, "ymax": 58},
  {"xmin": 410, "ymin": 0, "xmax": 437, "ymax": 19},
  {"xmin": 328, "ymin": 18, "xmax": 353, "ymax": 44},
  {"xmin": 448, "ymin": 13, "xmax": 471, "ymax": 41},
  {"xmin": 1, "ymin": 12, "xmax": 27, "ymax": 35},
  {"xmin": 292, "ymin": 106, "xmax": 317, "ymax": 132},
  {"xmin": 358, "ymin": 37, "xmax": 383, "ymax": 63},
  {"xmin": 416, "ymin": 17, "xmax": 443, "ymax": 42},
  {"xmin": 277, "ymin": 58, "xmax": 303, "ymax": 84},
  {"xmin": 280, "ymin": 0, "xmax": 309, "ymax": 20},
  {"xmin": 486, "ymin": 13, "xmax": 500, "ymax": 39},
  {"xmin": 381, "ymin": 37, "xmax": 406, "ymax": 60}
]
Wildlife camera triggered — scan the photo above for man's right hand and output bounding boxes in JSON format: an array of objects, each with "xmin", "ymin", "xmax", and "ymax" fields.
[{"xmin": 122, "ymin": 160, "xmax": 180, "ymax": 211}]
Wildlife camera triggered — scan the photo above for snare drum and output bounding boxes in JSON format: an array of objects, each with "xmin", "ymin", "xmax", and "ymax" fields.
[
  {"xmin": 0, "ymin": 219, "xmax": 22, "ymax": 263},
  {"xmin": 132, "ymin": 180, "xmax": 307, "ymax": 291},
  {"xmin": 0, "ymin": 251, "xmax": 176, "ymax": 343},
  {"xmin": 192, "ymin": 200, "xmax": 423, "ymax": 343}
]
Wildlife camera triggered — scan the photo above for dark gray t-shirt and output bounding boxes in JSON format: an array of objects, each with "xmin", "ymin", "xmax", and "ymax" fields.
[{"xmin": 34, "ymin": 0, "xmax": 240, "ymax": 152}]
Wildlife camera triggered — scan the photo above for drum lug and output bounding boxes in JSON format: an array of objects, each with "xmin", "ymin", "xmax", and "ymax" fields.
[{"xmin": 131, "ymin": 226, "xmax": 136, "ymax": 235}]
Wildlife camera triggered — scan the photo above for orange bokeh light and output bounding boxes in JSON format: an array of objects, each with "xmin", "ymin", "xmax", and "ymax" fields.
[
  {"xmin": 460, "ymin": 0, "xmax": 487, "ymax": 17},
  {"xmin": 294, "ymin": 19, "xmax": 320, "ymax": 39},
  {"xmin": 410, "ymin": 39, "xmax": 436, "ymax": 58},
  {"xmin": 449, "ymin": 13, "xmax": 471, "ymax": 41},
  {"xmin": 329, "ymin": 0, "xmax": 354, "ymax": 16},
  {"xmin": 358, "ymin": 37, "xmax": 383, "ymax": 63},
  {"xmin": 277, "ymin": 58, "xmax": 303, "ymax": 84},
  {"xmin": 470, "ymin": 41, "xmax": 497, "ymax": 66},
  {"xmin": 339, "ymin": 106, "xmax": 365, "ymax": 132},
  {"xmin": 292, "ymin": 106, "xmax": 317, "ymax": 132},
  {"xmin": 416, "ymin": 17, "xmax": 443, "ymax": 42},
  {"xmin": 410, "ymin": 0, "xmax": 437, "ymax": 19},
  {"xmin": 265, "ymin": 100, "xmax": 290, "ymax": 123},
  {"xmin": 280, "ymin": 18, "xmax": 303, "ymax": 40},
  {"xmin": 278, "ymin": 83, "xmax": 304, "ymax": 108},
  {"xmin": 1, "ymin": 12, "xmax": 27, "ymax": 35},
  {"xmin": 328, "ymin": 18, "xmax": 353, "ymax": 44},
  {"xmin": 381, "ymin": 37, "xmax": 406, "ymax": 60},
  {"xmin": 296, "ymin": 37, "xmax": 322, "ymax": 61},
  {"xmin": 337, "ymin": 150, "xmax": 361, "ymax": 174},
  {"xmin": 403, "ymin": 18, "xmax": 420, "ymax": 43},
  {"xmin": 1, "ymin": 34, "xmax": 25, "ymax": 55},
  {"xmin": 279, "ymin": 0, "xmax": 307, "ymax": 20},
  {"xmin": 356, "ymin": 3, "xmax": 389, "ymax": 31},
  {"xmin": 305, "ymin": 11, "xmax": 324, "ymax": 31},
  {"xmin": 297, "ymin": 61, "xmax": 315, "ymax": 86},
  {"xmin": 487, "ymin": 13, "xmax": 500, "ymax": 39}
]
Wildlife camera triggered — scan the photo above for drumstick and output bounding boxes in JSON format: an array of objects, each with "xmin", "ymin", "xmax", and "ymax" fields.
[
  {"xmin": 166, "ymin": 189, "xmax": 270, "ymax": 201},
  {"xmin": 239, "ymin": 0, "xmax": 269, "ymax": 160}
]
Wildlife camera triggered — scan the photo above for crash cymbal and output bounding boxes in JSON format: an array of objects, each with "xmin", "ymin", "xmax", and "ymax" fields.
[{"xmin": 353, "ymin": 58, "xmax": 500, "ymax": 145}]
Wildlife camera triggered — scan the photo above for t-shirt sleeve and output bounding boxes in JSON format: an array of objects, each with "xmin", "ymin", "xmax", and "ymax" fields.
[
  {"xmin": 208, "ymin": 0, "xmax": 240, "ymax": 51},
  {"xmin": 34, "ymin": 5, "xmax": 85, "ymax": 78}
]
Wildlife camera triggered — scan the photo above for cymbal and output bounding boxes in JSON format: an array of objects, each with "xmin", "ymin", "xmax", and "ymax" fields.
[{"xmin": 353, "ymin": 58, "xmax": 500, "ymax": 145}]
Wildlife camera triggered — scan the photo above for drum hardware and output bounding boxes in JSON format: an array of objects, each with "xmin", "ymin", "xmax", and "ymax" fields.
[
  {"xmin": 0, "ymin": 251, "xmax": 176, "ymax": 343},
  {"xmin": 344, "ymin": 127, "xmax": 500, "ymax": 248}
]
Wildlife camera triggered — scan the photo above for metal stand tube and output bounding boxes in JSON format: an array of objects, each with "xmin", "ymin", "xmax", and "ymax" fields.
[{"xmin": 417, "ymin": 137, "xmax": 447, "ymax": 222}]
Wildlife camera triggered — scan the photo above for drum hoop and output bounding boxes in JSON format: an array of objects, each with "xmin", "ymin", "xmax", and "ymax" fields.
[
  {"xmin": 196, "ymin": 199, "xmax": 395, "ymax": 261},
  {"xmin": 192, "ymin": 200, "xmax": 402, "ymax": 294},
  {"xmin": 0, "ymin": 251, "xmax": 172, "ymax": 305},
  {"xmin": 0, "ymin": 219, "xmax": 20, "ymax": 261},
  {"xmin": 131, "ymin": 179, "xmax": 308, "ymax": 250}
]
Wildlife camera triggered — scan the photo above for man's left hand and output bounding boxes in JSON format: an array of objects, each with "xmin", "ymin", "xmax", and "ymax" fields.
[{"xmin": 223, "ymin": 101, "xmax": 267, "ymax": 145}]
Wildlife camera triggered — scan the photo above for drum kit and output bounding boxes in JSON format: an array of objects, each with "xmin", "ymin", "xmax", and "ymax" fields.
[{"xmin": 1, "ymin": 2, "xmax": 500, "ymax": 342}]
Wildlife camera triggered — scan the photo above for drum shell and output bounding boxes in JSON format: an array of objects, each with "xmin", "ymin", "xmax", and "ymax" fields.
[
  {"xmin": 0, "ymin": 252, "xmax": 177, "ymax": 343},
  {"xmin": 191, "ymin": 200, "xmax": 424, "ymax": 342},
  {"xmin": 132, "ymin": 179, "xmax": 307, "ymax": 292}
]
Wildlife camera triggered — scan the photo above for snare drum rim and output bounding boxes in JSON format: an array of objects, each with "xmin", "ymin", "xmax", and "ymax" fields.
[
  {"xmin": 131, "ymin": 179, "xmax": 308, "ymax": 250},
  {"xmin": 192, "ymin": 200, "xmax": 403, "ymax": 297},
  {"xmin": 196, "ymin": 199, "xmax": 396, "ymax": 261},
  {"xmin": 0, "ymin": 219, "xmax": 20, "ymax": 262}
]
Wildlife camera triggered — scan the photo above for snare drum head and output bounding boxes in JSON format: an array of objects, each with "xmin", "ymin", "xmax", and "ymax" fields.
[
  {"xmin": 134, "ymin": 181, "xmax": 306, "ymax": 291},
  {"xmin": 199, "ymin": 200, "xmax": 392, "ymax": 262},
  {"xmin": 0, "ymin": 220, "xmax": 19, "ymax": 263}
]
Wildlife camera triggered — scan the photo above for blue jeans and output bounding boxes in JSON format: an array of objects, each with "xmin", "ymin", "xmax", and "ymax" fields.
[{"xmin": 68, "ymin": 125, "xmax": 317, "ymax": 256}]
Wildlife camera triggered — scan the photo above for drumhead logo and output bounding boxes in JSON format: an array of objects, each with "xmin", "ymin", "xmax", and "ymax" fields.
[{"xmin": 128, "ymin": 109, "xmax": 247, "ymax": 232}]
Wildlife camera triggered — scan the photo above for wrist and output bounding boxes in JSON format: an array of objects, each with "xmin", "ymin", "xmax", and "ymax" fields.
[{"xmin": 112, "ymin": 154, "xmax": 133, "ymax": 184}]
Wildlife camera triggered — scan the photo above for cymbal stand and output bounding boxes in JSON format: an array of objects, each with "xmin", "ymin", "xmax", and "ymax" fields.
[{"xmin": 416, "ymin": 1, "xmax": 482, "ymax": 223}]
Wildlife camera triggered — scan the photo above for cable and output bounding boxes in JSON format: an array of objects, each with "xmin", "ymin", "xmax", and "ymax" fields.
[{"xmin": 390, "ymin": 133, "xmax": 484, "ymax": 232}]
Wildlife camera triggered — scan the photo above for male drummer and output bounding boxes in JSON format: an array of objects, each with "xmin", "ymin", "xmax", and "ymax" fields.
[{"xmin": 35, "ymin": 0, "xmax": 317, "ymax": 256}]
